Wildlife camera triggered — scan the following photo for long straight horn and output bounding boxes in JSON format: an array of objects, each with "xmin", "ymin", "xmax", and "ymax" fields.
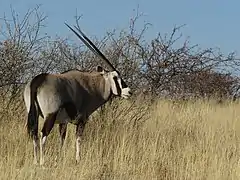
[
  {"xmin": 64, "ymin": 22, "xmax": 116, "ymax": 72},
  {"xmin": 65, "ymin": 22, "xmax": 128, "ymax": 88}
]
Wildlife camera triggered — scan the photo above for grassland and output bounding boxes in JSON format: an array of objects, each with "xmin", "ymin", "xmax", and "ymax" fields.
[{"xmin": 1, "ymin": 97, "xmax": 240, "ymax": 180}]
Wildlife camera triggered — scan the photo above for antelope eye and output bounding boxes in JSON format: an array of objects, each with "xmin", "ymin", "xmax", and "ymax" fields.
[{"xmin": 113, "ymin": 76, "xmax": 118, "ymax": 80}]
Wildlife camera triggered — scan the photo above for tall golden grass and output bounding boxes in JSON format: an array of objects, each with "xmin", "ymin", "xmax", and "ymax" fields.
[{"xmin": 1, "ymin": 97, "xmax": 240, "ymax": 180}]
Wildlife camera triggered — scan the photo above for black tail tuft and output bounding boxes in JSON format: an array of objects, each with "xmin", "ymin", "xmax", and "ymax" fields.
[
  {"xmin": 26, "ymin": 73, "xmax": 48, "ymax": 139},
  {"xmin": 27, "ymin": 103, "xmax": 37, "ymax": 138}
]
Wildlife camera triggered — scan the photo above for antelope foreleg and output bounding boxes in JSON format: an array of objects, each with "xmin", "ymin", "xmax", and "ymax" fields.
[{"xmin": 75, "ymin": 121, "xmax": 85, "ymax": 163}]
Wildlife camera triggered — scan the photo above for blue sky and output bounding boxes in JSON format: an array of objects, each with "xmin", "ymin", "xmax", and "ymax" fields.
[{"xmin": 0, "ymin": 0, "xmax": 240, "ymax": 55}]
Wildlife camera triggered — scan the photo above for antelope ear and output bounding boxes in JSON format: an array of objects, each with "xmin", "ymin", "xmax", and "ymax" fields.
[
  {"xmin": 76, "ymin": 65, "xmax": 81, "ymax": 70},
  {"xmin": 96, "ymin": 65, "xmax": 105, "ymax": 74}
]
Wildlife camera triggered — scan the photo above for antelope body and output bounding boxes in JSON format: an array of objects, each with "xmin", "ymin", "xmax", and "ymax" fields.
[{"xmin": 23, "ymin": 23, "xmax": 132, "ymax": 165}]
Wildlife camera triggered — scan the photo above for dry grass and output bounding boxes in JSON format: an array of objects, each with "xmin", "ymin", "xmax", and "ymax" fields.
[{"xmin": 1, "ymin": 97, "xmax": 240, "ymax": 180}]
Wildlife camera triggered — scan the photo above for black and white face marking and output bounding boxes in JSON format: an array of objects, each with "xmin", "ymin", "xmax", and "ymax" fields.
[
  {"xmin": 96, "ymin": 66, "xmax": 132, "ymax": 98},
  {"xmin": 109, "ymin": 71, "xmax": 132, "ymax": 99},
  {"xmin": 113, "ymin": 76, "xmax": 122, "ymax": 96}
]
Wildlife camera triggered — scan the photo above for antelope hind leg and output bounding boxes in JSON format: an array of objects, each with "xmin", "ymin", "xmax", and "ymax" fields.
[{"xmin": 40, "ymin": 112, "xmax": 58, "ymax": 166}]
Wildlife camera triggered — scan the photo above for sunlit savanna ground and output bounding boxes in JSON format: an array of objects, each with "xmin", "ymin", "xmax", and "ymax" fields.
[{"xmin": 1, "ymin": 97, "xmax": 240, "ymax": 180}]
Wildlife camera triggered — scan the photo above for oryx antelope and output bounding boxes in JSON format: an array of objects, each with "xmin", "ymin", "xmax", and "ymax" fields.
[{"xmin": 23, "ymin": 23, "xmax": 132, "ymax": 165}]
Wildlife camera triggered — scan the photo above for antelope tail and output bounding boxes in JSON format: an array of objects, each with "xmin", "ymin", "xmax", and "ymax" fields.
[{"xmin": 27, "ymin": 73, "xmax": 48, "ymax": 138}]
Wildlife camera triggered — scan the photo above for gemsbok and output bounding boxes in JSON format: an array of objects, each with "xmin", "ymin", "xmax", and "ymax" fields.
[{"xmin": 23, "ymin": 23, "xmax": 132, "ymax": 165}]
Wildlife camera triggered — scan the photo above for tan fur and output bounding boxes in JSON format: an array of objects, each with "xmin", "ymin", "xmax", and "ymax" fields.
[
  {"xmin": 36, "ymin": 70, "xmax": 111, "ymax": 119},
  {"xmin": 24, "ymin": 66, "xmax": 131, "ymax": 165}
]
